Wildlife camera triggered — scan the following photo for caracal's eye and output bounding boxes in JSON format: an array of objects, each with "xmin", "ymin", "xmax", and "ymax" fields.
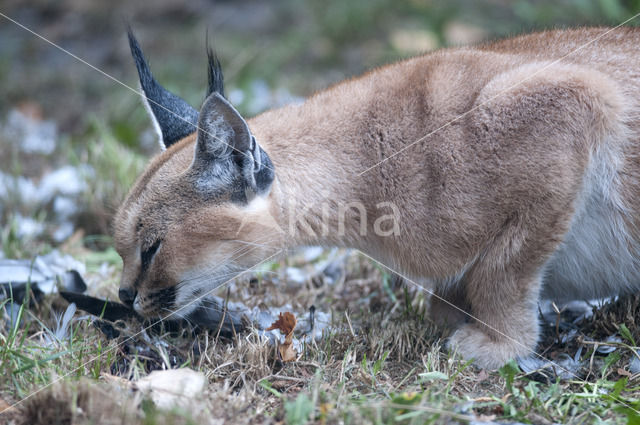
[{"xmin": 141, "ymin": 240, "xmax": 161, "ymax": 269}]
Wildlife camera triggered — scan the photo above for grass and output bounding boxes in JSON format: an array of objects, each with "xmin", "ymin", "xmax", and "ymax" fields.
[
  {"xmin": 72, "ymin": 119, "xmax": 147, "ymax": 237},
  {"xmin": 2, "ymin": 249, "xmax": 640, "ymax": 424}
]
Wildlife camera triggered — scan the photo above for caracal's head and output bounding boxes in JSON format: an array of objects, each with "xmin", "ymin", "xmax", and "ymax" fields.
[{"xmin": 114, "ymin": 31, "xmax": 281, "ymax": 318}]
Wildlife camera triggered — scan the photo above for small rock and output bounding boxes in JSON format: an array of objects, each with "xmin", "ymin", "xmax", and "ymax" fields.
[{"xmin": 135, "ymin": 369, "xmax": 207, "ymax": 409}]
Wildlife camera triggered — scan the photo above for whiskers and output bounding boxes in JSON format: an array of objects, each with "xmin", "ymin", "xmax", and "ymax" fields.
[
  {"xmin": 225, "ymin": 239, "xmax": 278, "ymax": 248},
  {"xmin": 173, "ymin": 234, "xmax": 282, "ymax": 312},
  {"xmin": 177, "ymin": 233, "xmax": 280, "ymax": 288},
  {"xmin": 128, "ymin": 247, "xmax": 285, "ymax": 343},
  {"xmin": 160, "ymin": 306, "xmax": 195, "ymax": 325}
]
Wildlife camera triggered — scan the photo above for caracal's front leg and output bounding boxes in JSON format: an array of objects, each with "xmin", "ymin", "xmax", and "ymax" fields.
[
  {"xmin": 447, "ymin": 271, "xmax": 543, "ymax": 370},
  {"xmin": 429, "ymin": 282, "xmax": 470, "ymax": 330},
  {"xmin": 447, "ymin": 207, "xmax": 573, "ymax": 369}
]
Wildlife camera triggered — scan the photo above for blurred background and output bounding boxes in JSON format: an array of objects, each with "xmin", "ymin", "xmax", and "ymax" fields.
[{"xmin": 2, "ymin": 0, "xmax": 640, "ymax": 260}]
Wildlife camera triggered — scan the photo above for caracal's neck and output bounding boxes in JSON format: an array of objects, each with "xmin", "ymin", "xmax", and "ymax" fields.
[
  {"xmin": 248, "ymin": 92, "xmax": 375, "ymax": 250},
  {"xmin": 245, "ymin": 54, "xmax": 442, "ymax": 254}
]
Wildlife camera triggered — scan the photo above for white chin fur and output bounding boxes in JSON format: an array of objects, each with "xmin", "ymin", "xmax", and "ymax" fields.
[
  {"xmin": 133, "ymin": 297, "xmax": 143, "ymax": 315},
  {"xmin": 174, "ymin": 266, "xmax": 242, "ymax": 320}
]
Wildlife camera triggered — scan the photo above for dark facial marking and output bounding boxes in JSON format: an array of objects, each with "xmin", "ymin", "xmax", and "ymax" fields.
[
  {"xmin": 151, "ymin": 286, "xmax": 177, "ymax": 312},
  {"xmin": 141, "ymin": 239, "xmax": 161, "ymax": 272}
]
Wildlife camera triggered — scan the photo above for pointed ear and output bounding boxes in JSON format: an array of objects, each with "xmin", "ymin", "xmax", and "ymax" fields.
[
  {"xmin": 128, "ymin": 29, "xmax": 199, "ymax": 150},
  {"xmin": 193, "ymin": 92, "xmax": 275, "ymax": 201},
  {"xmin": 195, "ymin": 92, "xmax": 252, "ymax": 158}
]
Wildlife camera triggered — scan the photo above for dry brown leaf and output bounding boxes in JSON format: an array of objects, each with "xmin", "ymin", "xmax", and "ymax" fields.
[
  {"xmin": 618, "ymin": 367, "xmax": 632, "ymax": 377},
  {"xmin": 266, "ymin": 312, "xmax": 297, "ymax": 335},
  {"xmin": 267, "ymin": 312, "xmax": 298, "ymax": 362},
  {"xmin": 279, "ymin": 343, "xmax": 297, "ymax": 363}
]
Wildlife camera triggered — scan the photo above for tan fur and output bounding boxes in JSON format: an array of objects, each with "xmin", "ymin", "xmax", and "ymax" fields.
[{"xmin": 115, "ymin": 28, "xmax": 640, "ymax": 369}]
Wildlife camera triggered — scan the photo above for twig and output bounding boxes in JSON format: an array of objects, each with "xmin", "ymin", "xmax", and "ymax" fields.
[
  {"xmin": 214, "ymin": 290, "xmax": 229, "ymax": 342},
  {"xmin": 345, "ymin": 311, "xmax": 355, "ymax": 338}
]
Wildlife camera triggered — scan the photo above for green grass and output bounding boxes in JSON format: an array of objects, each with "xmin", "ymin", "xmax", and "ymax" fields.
[{"xmin": 2, "ymin": 254, "xmax": 640, "ymax": 424}]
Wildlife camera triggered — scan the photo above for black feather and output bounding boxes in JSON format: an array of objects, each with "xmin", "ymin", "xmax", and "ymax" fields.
[{"xmin": 127, "ymin": 28, "xmax": 199, "ymax": 148}]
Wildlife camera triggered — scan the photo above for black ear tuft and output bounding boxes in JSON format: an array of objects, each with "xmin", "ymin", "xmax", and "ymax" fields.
[
  {"xmin": 206, "ymin": 45, "xmax": 225, "ymax": 98},
  {"xmin": 127, "ymin": 28, "xmax": 199, "ymax": 149}
]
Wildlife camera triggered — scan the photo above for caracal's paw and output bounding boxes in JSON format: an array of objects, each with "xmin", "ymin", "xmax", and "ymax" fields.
[{"xmin": 447, "ymin": 323, "xmax": 537, "ymax": 370}]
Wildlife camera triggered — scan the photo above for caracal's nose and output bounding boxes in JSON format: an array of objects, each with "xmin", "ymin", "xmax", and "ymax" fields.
[{"xmin": 118, "ymin": 287, "xmax": 137, "ymax": 307}]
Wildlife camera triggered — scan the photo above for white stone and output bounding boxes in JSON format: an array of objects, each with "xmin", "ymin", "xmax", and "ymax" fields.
[{"xmin": 135, "ymin": 369, "xmax": 207, "ymax": 410}]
